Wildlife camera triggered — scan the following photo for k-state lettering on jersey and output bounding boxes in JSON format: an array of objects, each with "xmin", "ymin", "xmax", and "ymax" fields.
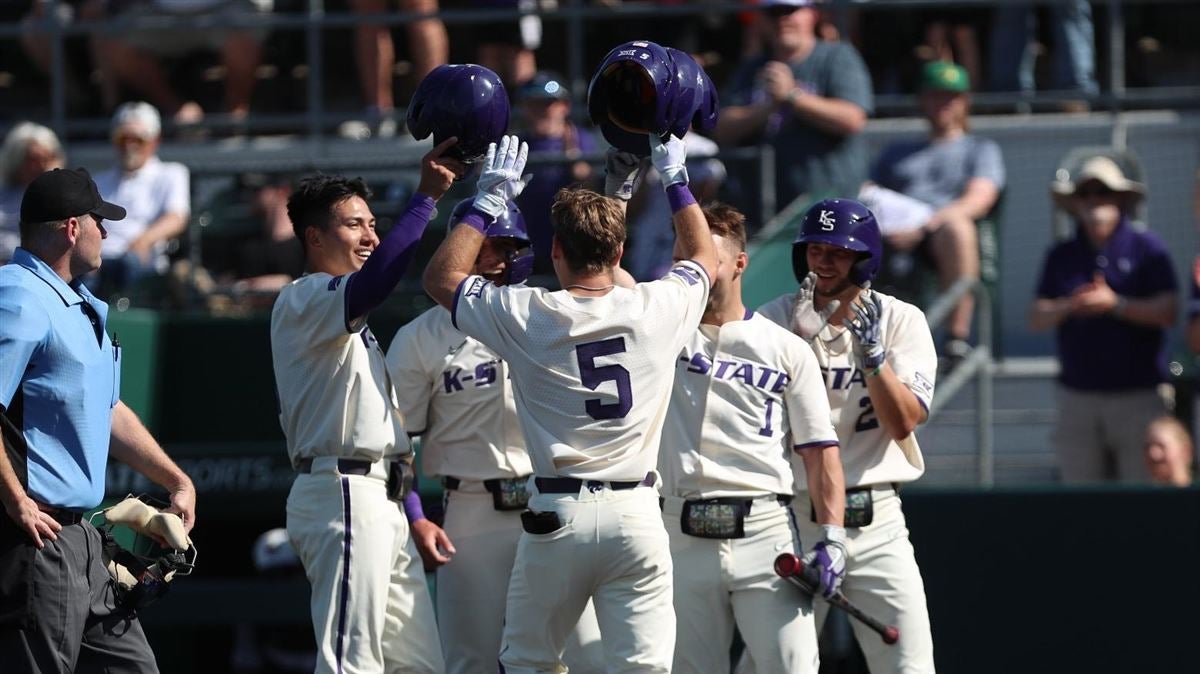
[
  {"xmin": 386, "ymin": 305, "xmax": 532, "ymax": 481},
  {"xmin": 271, "ymin": 273, "xmax": 411, "ymax": 465},
  {"xmin": 659, "ymin": 312, "xmax": 839, "ymax": 499},
  {"xmin": 452, "ymin": 261, "xmax": 710, "ymax": 481},
  {"xmin": 758, "ymin": 291, "xmax": 937, "ymax": 486}
]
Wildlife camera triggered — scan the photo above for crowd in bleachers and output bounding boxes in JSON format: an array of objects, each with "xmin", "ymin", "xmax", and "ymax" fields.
[{"xmin": 1, "ymin": 0, "xmax": 1198, "ymax": 486}]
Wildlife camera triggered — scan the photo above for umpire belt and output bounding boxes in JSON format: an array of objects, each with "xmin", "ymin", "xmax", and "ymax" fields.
[
  {"xmin": 534, "ymin": 472, "xmax": 656, "ymax": 494},
  {"xmin": 36, "ymin": 501, "xmax": 84, "ymax": 526}
]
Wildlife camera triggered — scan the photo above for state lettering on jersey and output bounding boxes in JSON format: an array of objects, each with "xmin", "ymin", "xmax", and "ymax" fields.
[
  {"xmin": 442, "ymin": 359, "xmax": 500, "ymax": 394},
  {"xmin": 669, "ymin": 265, "xmax": 702, "ymax": 286},
  {"xmin": 821, "ymin": 365, "xmax": 868, "ymax": 391},
  {"xmin": 677, "ymin": 350, "xmax": 789, "ymax": 393},
  {"xmin": 464, "ymin": 276, "xmax": 490, "ymax": 298}
]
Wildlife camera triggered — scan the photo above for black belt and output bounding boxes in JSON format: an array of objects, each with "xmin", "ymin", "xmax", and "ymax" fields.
[
  {"xmin": 37, "ymin": 503, "xmax": 83, "ymax": 526},
  {"xmin": 296, "ymin": 458, "xmax": 374, "ymax": 475},
  {"xmin": 443, "ymin": 476, "xmax": 532, "ymax": 491},
  {"xmin": 846, "ymin": 482, "xmax": 899, "ymax": 495},
  {"xmin": 535, "ymin": 472, "xmax": 656, "ymax": 494}
]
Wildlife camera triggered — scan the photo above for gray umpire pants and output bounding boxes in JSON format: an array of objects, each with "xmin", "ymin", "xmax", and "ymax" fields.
[{"xmin": 0, "ymin": 515, "xmax": 158, "ymax": 674}]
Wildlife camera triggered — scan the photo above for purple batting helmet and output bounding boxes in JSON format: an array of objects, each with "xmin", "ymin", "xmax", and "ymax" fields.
[
  {"xmin": 407, "ymin": 64, "xmax": 510, "ymax": 164},
  {"xmin": 792, "ymin": 198, "xmax": 882, "ymax": 287},
  {"xmin": 587, "ymin": 41, "xmax": 719, "ymax": 156},
  {"xmin": 449, "ymin": 199, "xmax": 534, "ymax": 285}
]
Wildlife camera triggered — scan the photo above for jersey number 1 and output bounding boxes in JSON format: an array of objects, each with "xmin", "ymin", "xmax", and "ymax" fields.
[{"xmin": 575, "ymin": 338, "xmax": 633, "ymax": 420}]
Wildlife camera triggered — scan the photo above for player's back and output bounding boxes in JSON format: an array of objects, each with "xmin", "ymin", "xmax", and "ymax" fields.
[{"xmin": 453, "ymin": 261, "xmax": 709, "ymax": 481}]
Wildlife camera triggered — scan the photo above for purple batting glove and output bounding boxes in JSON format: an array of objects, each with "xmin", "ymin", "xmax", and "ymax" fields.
[{"xmin": 802, "ymin": 524, "xmax": 847, "ymax": 598}]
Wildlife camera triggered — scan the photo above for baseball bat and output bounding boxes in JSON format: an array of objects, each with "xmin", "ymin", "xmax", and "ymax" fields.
[{"xmin": 774, "ymin": 552, "xmax": 900, "ymax": 646}]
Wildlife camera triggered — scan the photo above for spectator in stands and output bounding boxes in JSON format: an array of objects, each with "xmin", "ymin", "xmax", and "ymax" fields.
[
  {"xmin": 463, "ymin": 0, "xmax": 539, "ymax": 89},
  {"xmin": 989, "ymin": 0, "xmax": 1097, "ymax": 109},
  {"xmin": 0, "ymin": 122, "xmax": 66, "ymax": 263},
  {"xmin": 1029, "ymin": 156, "xmax": 1178, "ymax": 484},
  {"xmin": 210, "ymin": 172, "xmax": 303, "ymax": 297},
  {"xmin": 349, "ymin": 0, "xmax": 448, "ymax": 138},
  {"xmin": 1143, "ymin": 415, "xmax": 1193, "ymax": 487},
  {"xmin": 713, "ymin": 0, "xmax": 872, "ymax": 208},
  {"xmin": 513, "ymin": 71, "xmax": 595, "ymax": 275},
  {"xmin": 92, "ymin": 102, "xmax": 191, "ymax": 296},
  {"xmin": 626, "ymin": 133, "xmax": 726, "ymax": 281},
  {"xmin": 89, "ymin": 0, "xmax": 270, "ymax": 125},
  {"xmin": 860, "ymin": 61, "xmax": 1004, "ymax": 363}
]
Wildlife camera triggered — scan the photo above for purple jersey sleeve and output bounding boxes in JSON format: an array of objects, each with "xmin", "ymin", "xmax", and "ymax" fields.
[{"xmin": 346, "ymin": 194, "xmax": 436, "ymax": 323}]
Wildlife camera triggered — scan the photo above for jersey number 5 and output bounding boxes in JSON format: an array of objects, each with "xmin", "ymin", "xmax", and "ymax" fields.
[{"xmin": 575, "ymin": 338, "xmax": 633, "ymax": 420}]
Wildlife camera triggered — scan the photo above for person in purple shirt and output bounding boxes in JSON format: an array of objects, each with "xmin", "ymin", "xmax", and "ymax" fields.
[
  {"xmin": 514, "ymin": 72, "xmax": 596, "ymax": 276},
  {"xmin": 1029, "ymin": 156, "xmax": 1178, "ymax": 483}
]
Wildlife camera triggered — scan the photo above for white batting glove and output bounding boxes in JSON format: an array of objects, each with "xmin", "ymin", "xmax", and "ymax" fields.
[
  {"xmin": 604, "ymin": 148, "xmax": 648, "ymax": 201},
  {"xmin": 792, "ymin": 272, "xmax": 840, "ymax": 342},
  {"xmin": 802, "ymin": 524, "xmax": 847, "ymax": 598},
  {"xmin": 649, "ymin": 133, "xmax": 688, "ymax": 187},
  {"xmin": 473, "ymin": 134, "xmax": 531, "ymax": 219}
]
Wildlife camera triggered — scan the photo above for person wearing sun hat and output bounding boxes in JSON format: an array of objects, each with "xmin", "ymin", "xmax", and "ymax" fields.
[
  {"xmin": 863, "ymin": 60, "xmax": 1005, "ymax": 370},
  {"xmin": 1030, "ymin": 154, "xmax": 1178, "ymax": 483}
]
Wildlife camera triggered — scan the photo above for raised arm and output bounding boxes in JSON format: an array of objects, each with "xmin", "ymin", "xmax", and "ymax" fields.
[
  {"xmin": 651, "ymin": 134, "xmax": 718, "ymax": 281},
  {"xmin": 424, "ymin": 135, "xmax": 531, "ymax": 308},
  {"xmin": 346, "ymin": 137, "xmax": 462, "ymax": 324}
]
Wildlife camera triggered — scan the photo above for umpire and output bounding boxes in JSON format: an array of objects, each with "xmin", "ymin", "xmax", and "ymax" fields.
[{"xmin": 0, "ymin": 168, "xmax": 197, "ymax": 673}]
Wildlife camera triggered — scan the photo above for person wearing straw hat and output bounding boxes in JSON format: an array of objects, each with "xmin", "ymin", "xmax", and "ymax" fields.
[{"xmin": 1029, "ymin": 155, "xmax": 1178, "ymax": 483}]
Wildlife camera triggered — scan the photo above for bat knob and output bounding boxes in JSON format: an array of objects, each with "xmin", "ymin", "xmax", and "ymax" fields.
[
  {"xmin": 774, "ymin": 552, "xmax": 802, "ymax": 578},
  {"xmin": 883, "ymin": 626, "xmax": 900, "ymax": 645}
]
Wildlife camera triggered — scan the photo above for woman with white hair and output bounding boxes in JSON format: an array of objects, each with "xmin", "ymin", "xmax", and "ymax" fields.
[{"xmin": 0, "ymin": 122, "xmax": 66, "ymax": 262}]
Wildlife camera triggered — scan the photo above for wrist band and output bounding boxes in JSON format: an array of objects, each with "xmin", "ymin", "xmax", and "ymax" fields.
[
  {"xmin": 866, "ymin": 364, "xmax": 882, "ymax": 377},
  {"xmin": 666, "ymin": 183, "xmax": 696, "ymax": 213},
  {"xmin": 459, "ymin": 205, "xmax": 495, "ymax": 235}
]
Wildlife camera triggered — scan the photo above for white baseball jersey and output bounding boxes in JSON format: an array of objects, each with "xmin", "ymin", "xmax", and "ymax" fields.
[
  {"xmin": 453, "ymin": 260, "xmax": 710, "ymax": 481},
  {"xmin": 758, "ymin": 291, "xmax": 937, "ymax": 487},
  {"xmin": 271, "ymin": 272, "xmax": 411, "ymax": 466},
  {"xmin": 386, "ymin": 305, "xmax": 531, "ymax": 481},
  {"xmin": 660, "ymin": 311, "xmax": 839, "ymax": 499}
]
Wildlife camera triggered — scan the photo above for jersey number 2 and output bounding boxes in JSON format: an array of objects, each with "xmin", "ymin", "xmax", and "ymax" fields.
[
  {"xmin": 575, "ymin": 338, "xmax": 633, "ymax": 420},
  {"xmin": 855, "ymin": 396, "xmax": 879, "ymax": 432}
]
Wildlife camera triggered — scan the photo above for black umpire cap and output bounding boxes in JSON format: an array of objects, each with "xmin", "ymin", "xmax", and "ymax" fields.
[{"xmin": 21, "ymin": 168, "xmax": 126, "ymax": 223}]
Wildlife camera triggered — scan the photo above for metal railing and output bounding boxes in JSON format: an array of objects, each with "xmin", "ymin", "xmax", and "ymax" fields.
[
  {"xmin": 7, "ymin": 0, "xmax": 1199, "ymax": 142},
  {"xmin": 924, "ymin": 277, "xmax": 996, "ymax": 486}
]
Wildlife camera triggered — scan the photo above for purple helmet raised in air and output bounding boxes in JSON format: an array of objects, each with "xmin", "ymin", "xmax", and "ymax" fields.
[
  {"xmin": 792, "ymin": 198, "xmax": 882, "ymax": 287},
  {"xmin": 587, "ymin": 41, "xmax": 719, "ymax": 156},
  {"xmin": 450, "ymin": 199, "xmax": 534, "ymax": 285},
  {"xmin": 407, "ymin": 64, "xmax": 509, "ymax": 164}
]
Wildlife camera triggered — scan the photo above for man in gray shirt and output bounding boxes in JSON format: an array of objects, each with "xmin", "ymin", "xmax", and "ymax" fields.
[
  {"xmin": 714, "ymin": 0, "xmax": 873, "ymax": 207},
  {"xmin": 866, "ymin": 61, "xmax": 1004, "ymax": 359}
]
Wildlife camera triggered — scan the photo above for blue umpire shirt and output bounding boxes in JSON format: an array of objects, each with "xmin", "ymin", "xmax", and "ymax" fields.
[{"xmin": 0, "ymin": 247, "xmax": 120, "ymax": 510}]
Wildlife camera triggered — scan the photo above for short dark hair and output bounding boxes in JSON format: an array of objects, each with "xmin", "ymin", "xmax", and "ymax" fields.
[
  {"xmin": 550, "ymin": 187, "xmax": 626, "ymax": 274},
  {"xmin": 19, "ymin": 217, "xmax": 68, "ymax": 247},
  {"xmin": 287, "ymin": 175, "xmax": 372, "ymax": 250},
  {"xmin": 701, "ymin": 202, "xmax": 747, "ymax": 251}
]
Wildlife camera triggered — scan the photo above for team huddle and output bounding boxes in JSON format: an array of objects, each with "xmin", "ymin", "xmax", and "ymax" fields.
[{"xmin": 270, "ymin": 46, "xmax": 938, "ymax": 674}]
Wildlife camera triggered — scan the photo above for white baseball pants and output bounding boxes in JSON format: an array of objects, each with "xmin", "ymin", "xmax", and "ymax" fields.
[
  {"xmin": 793, "ymin": 486, "xmax": 935, "ymax": 674},
  {"xmin": 663, "ymin": 495, "xmax": 819, "ymax": 674},
  {"xmin": 286, "ymin": 458, "xmax": 445, "ymax": 674},
  {"xmin": 437, "ymin": 482, "xmax": 603, "ymax": 674},
  {"xmin": 499, "ymin": 484, "xmax": 674, "ymax": 674}
]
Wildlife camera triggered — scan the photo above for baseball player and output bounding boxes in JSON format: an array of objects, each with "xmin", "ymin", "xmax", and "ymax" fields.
[
  {"xmin": 270, "ymin": 138, "xmax": 462, "ymax": 674},
  {"xmin": 421, "ymin": 133, "xmax": 717, "ymax": 674},
  {"xmin": 386, "ymin": 199, "xmax": 603, "ymax": 673},
  {"xmin": 659, "ymin": 201, "xmax": 845, "ymax": 674},
  {"xmin": 758, "ymin": 199, "xmax": 939, "ymax": 674}
]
